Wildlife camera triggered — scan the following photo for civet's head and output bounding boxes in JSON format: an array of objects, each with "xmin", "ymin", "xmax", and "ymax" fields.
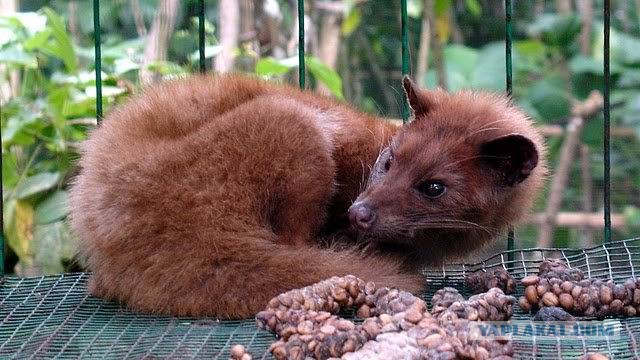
[{"xmin": 348, "ymin": 77, "xmax": 546, "ymax": 263}]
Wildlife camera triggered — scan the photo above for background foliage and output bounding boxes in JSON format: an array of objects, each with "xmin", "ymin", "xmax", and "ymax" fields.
[{"xmin": 1, "ymin": 0, "xmax": 639, "ymax": 275}]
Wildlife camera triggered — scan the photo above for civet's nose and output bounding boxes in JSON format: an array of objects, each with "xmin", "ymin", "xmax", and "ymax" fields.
[{"xmin": 348, "ymin": 202, "xmax": 377, "ymax": 230}]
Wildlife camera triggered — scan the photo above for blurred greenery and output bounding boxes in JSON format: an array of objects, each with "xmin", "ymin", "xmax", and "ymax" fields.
[{"xmin": 0, "ymin": 0, "xmax": 639, "ymax": 275}]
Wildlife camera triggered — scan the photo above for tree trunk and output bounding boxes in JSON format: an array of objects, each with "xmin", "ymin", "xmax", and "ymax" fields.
[
  {"xmin": 415, "ymin": 0, "xmax": 432, "ymax": 86},
  {"xmin": 527, "ymin": 212, "xmax": 626, "ymax": 230},
  {"xmin": 431, "ymin": 8, "xmax": 447, "ymax": 89},
  {"xmin": 0, "ymin": 0, "xmax": 19, "ymax": 105},
  {"xmin": 68, "ymin": 1, "xmax": 80, "ymax": 42},
  {"xmin": 537, "ymin": 91, "xmax": 603, "ymax": 247},
  {"xmin": 577, "ymin": 0, "xmax": 593, "ymax": 55},
  {"xmin": 555, "ymin": 0, "xmax": 572, "ymax": 14},
  {"xmin": 449, "ymin": 7, "xmax": 463, "ymax": 44},
  {"xmin": 140, "ymin": 0, "xmax": 180, "ymax": 85},
  {"xmin": 316, "ymin": 10, "xmax": 342, "ymax": 95},
  {"xmin": 537, "ymin": 115, "xmax": 583, "ymax": 248},
  {"xmin": 130, "ymin": 0, "xmax": 147, "ymax": 36},
  {"xmin": 215, "ymin": 0, "xmax": 240, "ymax": 73},
  {"xmin": 260, "ymin": 0, "xmax": 286, "ymax": 58}
]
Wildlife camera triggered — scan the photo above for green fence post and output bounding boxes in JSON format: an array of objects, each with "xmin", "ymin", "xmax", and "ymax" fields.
[
  {"xmin": 604, "ymin": 0, "xmax": 612, "ymax": 243},
  {"xmin": 199, "ymin": 0, "xmax": 206, "ymax": 73},
  {"xmin": 93, "ymin": 0, "xmax": 103, "ymax": 122},
  {"xmin": 505, "ymin": 0, "xmax": 515, "ymax": 267},
  {"xmin": 298, "ymin": 0, "xmax": 305, "ymax": 88}
]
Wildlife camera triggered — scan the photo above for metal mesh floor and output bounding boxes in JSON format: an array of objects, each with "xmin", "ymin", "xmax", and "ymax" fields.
[{"xmin": 1, "ymin": 238, "xmax": 640, "ymax": 359}]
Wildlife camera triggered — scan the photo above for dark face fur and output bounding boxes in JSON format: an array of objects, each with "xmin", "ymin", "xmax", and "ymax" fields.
[{"xmin": 348, "ymin": 77, "xmax": 545, "ymax": 265}]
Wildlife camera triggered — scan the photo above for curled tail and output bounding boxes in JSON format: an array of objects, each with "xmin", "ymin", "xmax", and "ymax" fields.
[{"xmin": 87, "ymin": 231, "xmax": 424, "ymax": 319}]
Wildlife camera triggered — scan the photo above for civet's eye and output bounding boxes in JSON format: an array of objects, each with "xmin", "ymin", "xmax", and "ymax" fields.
[
  {"xmin": 384, "ymin": 156, "xmax": 392, "ymax": 172},
  {"xmin": 418, "ymin": 181, "xmax": 447, "ymax": 198}
]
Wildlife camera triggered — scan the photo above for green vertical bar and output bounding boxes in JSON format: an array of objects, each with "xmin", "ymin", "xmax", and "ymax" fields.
[
  {"xmin": 298, "ymin": 0, "xmax": 305, "ymax": 88},
  {"xmin": 505, "ymin": 0, "xmax": 514, "ymax": 266},
  {"xmin": 603, "ymin": 0, "xmax": 611, "ymax": 243},
  {"xmin": 199, "ymin": 0, "xmax": 206, "ymax": 73},
  {"xmin": 504, "ymin": 0, "xmax": 513, "ymax": 97},
  {"xmin": 401, "ymin": 0, "xmax": 409, "ymax": 123},
  {"xmin": 93, "ymin": 0, "xmax": 103, "ymax": 122}
]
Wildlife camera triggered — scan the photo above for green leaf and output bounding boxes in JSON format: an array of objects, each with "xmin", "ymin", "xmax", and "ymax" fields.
[
  {"xmin": 2, "ymin": 112, "xmax": 46, "ymax": 147},
  {"xmin": 4, "ymin": 200, "xmax": 34, "ymax": 262},
  {"xmin": 35, "ymin": 190, "xmax": 69, "ymax": 224},
  {"xmin": 41, "ymin": 7, "xmax": 77, "ymax": 73},
  {"xmin": 464, "ymin": 0, "xmax": 482, "ymax": 17},
  {"xmin": 5, "ymin": 12, "xmax": 47, "ymax": 36},
  {"xmin": 568, "ymin": 55, "xmax": 623, "ymax": 75},
  {"xmin": 145, "ymin": 61, "xmax": 188, "ymax": 77},
  {"xmin": 85, "ymin": 86, "xmax": 126, "ymax": 98},
  {"xmin": 305, "ymin": 56, "xmax": 344, "ymax": 99},
  {"xmin": 514, "ymin": 40, "xmax": 546, "ymax": 61},
  {"xmin": 527, "ymin": 14, "xmax": 581, "ymax": 48},
  {"xmin": 515, "ymin": 99, "xmax": 542, "ymax": 120},
  {"xmin": 470, "ymin": 42, "xmax": 506, "ymax": 91},
  {"xmin": 624, "ymin": 206, "xmax": 640, "ymax": 229},
  {"xmin": 617, "ymin": 69, "xmax": 640, "ymax": 88},
  {"xmin": 189, "ymin": 45, "xmax": 223, "ymax": 62},
  {"xmin": 255, "ymin": 57, "xmax": 294, "ymax": 77},
  {"xmin": 23, "ymin": 28, "xmax": 51, "ymax": 50},
  {"xmin": 32, "ymin": 220, "xmax": 74, "ymax": 274},
  {"xmin": 444, "ymin": 44, "xmax": 478, "ymax": 77},
  {"xmin": 595, "ymin": 25, "xmax": 640, "ymax": 65},
  {"xmin": 2, "ymin": 152, "xmax": 19, "ymax": 188},
  {"xmin": 526, "ymin": 75, "xmax": 570, "ymax": 121},
  {"xmin": 47, "ymin": 86, "xmax": 70, "ymax": 129},
  {"xmin": 341, "ymin": 8, "xmax": 362, "ymax": 36},
  {"xmin": 434, "ymin": 0, "xmax": 452, "ymax": 16},
  {"xmin": 14, "ymin": 172, "xmax": 61, "ymax": 199},
  {"xmin": 0, "ymin": 26, "xmax": 16, "ymax": 46},
  {"xmin": 0, "ymin": 46, "xmax": 37, "ymax": 68}
]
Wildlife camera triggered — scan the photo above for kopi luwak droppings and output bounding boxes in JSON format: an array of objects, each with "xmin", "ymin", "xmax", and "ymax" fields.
[
  {"xmin": 518, "ymin": 259, "xmax": 640, "ymax": 319},
  {"xmin": 255, "ymin": 275, "xmax": 514, "ymax": 360}
]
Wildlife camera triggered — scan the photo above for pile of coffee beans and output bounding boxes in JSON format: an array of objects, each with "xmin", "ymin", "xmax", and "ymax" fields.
[
  {"xmin": 342, "ymin": 317, "xmax": 513, "ymax": 360},
  {"xmin": 518, "ymin": 259, "xmax": 640, "ymax": 318},
  {"xmin": 253, "ymin": 276, "xmax": 514, "ymax": 360},
  {"xmin": 431, "ymin": 287, "xmax": 516, "ymax": 322},
  {"xmin": 464, "ymin": 268, "xmax": 516, "ymax": 294}
]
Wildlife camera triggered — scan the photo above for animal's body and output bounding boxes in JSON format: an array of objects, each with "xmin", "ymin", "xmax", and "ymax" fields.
[{"xmin": 69, "ymin": 74, "xmax": 545, "ymax": 318}]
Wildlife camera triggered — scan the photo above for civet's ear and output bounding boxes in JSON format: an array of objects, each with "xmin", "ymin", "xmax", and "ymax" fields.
[
  {"xmin": 402, "ymin": 76, "xmax": 436, "ymax": 118},
  {"xmin": 480, "ymin": 134, "xmax": 539, "ymax": 186},
  {"xmin": 366, "ymin": 147, "xmax": 392, "ymax": 188}
]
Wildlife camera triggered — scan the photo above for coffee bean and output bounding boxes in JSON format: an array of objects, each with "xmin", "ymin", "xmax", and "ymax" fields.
[
  {"xmin": 542, "ymin": 292, "xmax": 559, "ymax": 307},
  {"xmin": 525, "ymin": 285, "xmax": 539, "ymax": 304},
  {"xmin": 522, "ymin": 275, "xmax": 540, "ymax": 286},
  {"xmin": 600, "ymin": 286, "xmax": 613, "ymax": 305},
  {"xmin": 559, "ymin": 293, "xmax": 574, "ymax": 311}
]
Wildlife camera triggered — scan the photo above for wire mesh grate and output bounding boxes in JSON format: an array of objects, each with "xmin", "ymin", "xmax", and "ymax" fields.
[{"xmin": 1, "ymin": 238, "xmax": 640, "ymax": 359}]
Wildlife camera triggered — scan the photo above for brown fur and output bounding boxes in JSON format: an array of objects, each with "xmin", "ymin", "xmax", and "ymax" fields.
[
  {"xmin": 69, "ymin": 74, "xmax": 546, "ymax": 319},
  {"xmin": 350, "ymin": 78, "xmax": 547, "ymax": 264}
]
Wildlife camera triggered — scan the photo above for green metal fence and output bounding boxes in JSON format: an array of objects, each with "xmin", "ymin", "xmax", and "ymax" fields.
[{"xmin": 0, "ymin": 0, "xmax": 631, "ymax": 359}]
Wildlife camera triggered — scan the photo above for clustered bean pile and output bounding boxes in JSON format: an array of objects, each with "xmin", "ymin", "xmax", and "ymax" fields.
[
  {"xmin": 431, "ymin": 287, "xmax": 515, "ymax": 322},
  {"xmin": 251, "ymin": 275, "xmax": 514, "ymax": 360},
  {"xmin": 464, "ymin": 268, "xmax": 516, "ymax": 295},
  {"xmin": 518, "ymin": 259, "xmax": 640, "ymax": 318},
  {"xmin": 229, "ymin": 259, "xmax": 620, "ymax": 360}
]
